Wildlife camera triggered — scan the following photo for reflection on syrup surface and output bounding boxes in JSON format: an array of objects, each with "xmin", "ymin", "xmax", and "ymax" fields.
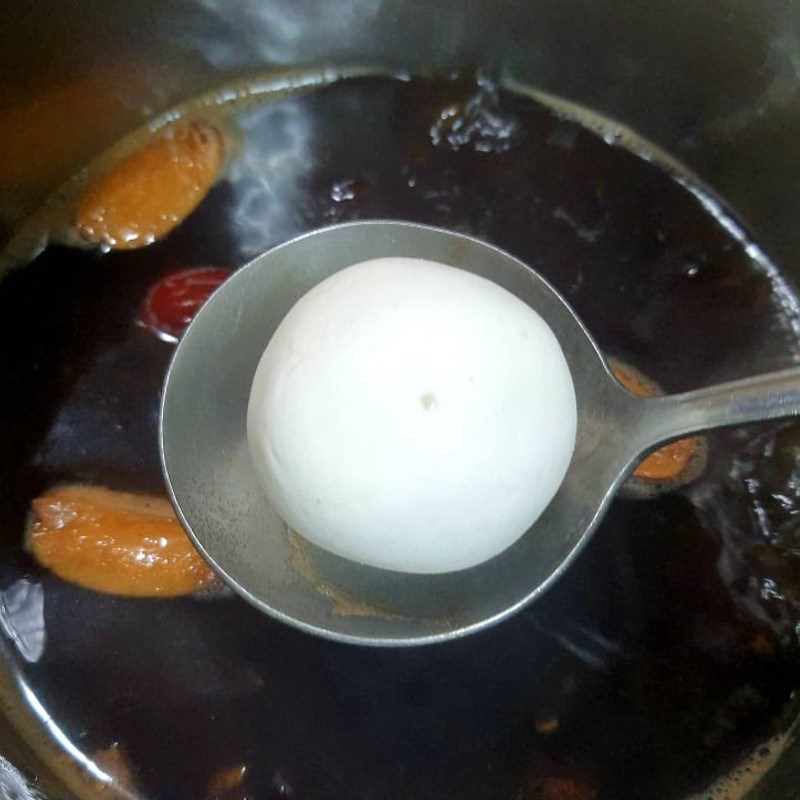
[{"xmin": 0, "ymin": 73, "xmax": 799, "ymax": 800}]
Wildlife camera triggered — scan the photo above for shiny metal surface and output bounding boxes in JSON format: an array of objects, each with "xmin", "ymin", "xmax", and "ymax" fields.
[{"xmin": 160, "ymin": 221, "xmax": 800, "ymax": 645}]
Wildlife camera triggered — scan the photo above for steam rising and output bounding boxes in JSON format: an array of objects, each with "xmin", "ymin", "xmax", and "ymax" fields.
[
  {"xmin": 161, "ymin": 0, "xmax": 383, "ymax": 69},
  {"xmin": 226, "ymin": 100, "xmax": 312, "ymax": 259}
]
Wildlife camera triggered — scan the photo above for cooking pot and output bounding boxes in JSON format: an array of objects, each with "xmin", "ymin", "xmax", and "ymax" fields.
[{"xmin": 1, "ymin": 2, "xmax": 800, "ymax": 799}]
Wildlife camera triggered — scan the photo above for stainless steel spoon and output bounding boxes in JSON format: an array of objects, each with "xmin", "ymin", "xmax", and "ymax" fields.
[{"xmin": 160, "ymin": 220, "xmax": 800, "ymax": 646}]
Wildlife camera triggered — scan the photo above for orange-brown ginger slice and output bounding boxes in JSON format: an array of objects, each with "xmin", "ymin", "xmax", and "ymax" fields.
[
  {"xmin": 26, "ymin": 485, "xmax": 215, "ymax": 596},
  {"xmin": 609, "ymin": 359, "xmax": 698, "ymax": 481},
  {"xmin": 74, "ymin": 119, "xmax": 224, "ymax": 250}
]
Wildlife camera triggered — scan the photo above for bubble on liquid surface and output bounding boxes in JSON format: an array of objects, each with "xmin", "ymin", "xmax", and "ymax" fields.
[{"xmin": 685, "ymin": 729, "xmax": 794, "ymax": 800}]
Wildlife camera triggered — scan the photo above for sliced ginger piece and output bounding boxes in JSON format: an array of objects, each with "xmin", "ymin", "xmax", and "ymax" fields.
[
  {"xmin": 92, "ymin": 742, "xmax": 138, "ymax": 796},
  {"xmin": 26, "ymin": 485, "xmax": 215, "ymax": 597},
  {"xmin": 73, "ymin": 119, "xmax": 223, "ymax": 250},
  {"xmin": 207, "ymin": 764, "xmax": 249, "ymax": 799},
  {"xmin": 610, "ymin": 359, "xmax": 698, "ymax": 482}
]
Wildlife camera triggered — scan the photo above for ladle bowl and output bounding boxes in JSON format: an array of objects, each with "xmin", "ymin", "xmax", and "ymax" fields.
[{"xmin": 160, "ymin": 220, "xmax": 800, "ymax": 646}]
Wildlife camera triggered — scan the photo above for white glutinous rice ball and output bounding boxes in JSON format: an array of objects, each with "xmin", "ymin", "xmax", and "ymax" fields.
[{"xmin": 247, "ymin": 257, "xmax": 577, "ymax": 574}]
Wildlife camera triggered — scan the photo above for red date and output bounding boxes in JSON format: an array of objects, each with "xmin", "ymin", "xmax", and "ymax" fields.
[{"xmin": 139, "ymin": 267, "xmax": 230, "ymax": 342}]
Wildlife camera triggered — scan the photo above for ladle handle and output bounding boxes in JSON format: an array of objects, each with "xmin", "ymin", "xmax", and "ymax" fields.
[{"xmin": 639, "ymin": 366, "xmax": 800, "ymax": 446}]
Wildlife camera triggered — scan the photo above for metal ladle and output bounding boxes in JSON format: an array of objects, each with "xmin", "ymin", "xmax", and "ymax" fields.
[{"xmin": 160, "ymin": 221, "xmax": 800, "ymax": 646}]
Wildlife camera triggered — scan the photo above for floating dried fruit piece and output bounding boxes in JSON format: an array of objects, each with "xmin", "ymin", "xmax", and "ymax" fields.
[
  {"xmin": 26, "ymin": 485, "xmax": 216, "ymax": 597},
  {"xmin": 73, "ymin": 119, "xmax": 224, "ymax": 250},
  {"xmin": 541, "ymin": 777, "xmax": 596, "ymax": 800},
  {"xmin": 207, "ymin": 764, "xmax": 250, "ymax": 800},
  {"xmin": 138, "ymin": 267, "xmax": 231, "ymax": 342},
  {"xmin": 92, "ymin": 742, "xmax": 138, "ymax": 795},
  {"xmin": 534, "ymin": 715, "xmax": 560, "ymax": 734}
]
